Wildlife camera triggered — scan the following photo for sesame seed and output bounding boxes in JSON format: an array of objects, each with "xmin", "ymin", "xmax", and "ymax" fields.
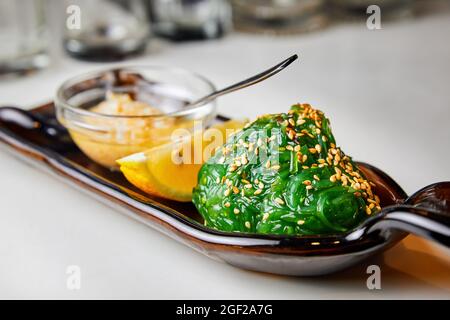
[
  {"xmin": 229, "ymin": 165, "xmax": 237, "ymax": 172},
  {"xmin": 233, "ymin": 186, "xmax": 239, "ymax": 194},
  {"xmin": 303, "ymin": 180, "xmax": 312, "ymax": 185},
  {"xmin": 288, "ymin": 118, "xmax": 295, "ymax": 126},
  {"xmin": 313, "ymin": 175, "xmax": 320, "ymax": 181},
  {"xmin": 265, "ymin": 160, "xmax": 271, "ymax": 168},
  {"xmin": 366, "ymin": 207, "xmax": 372, "ymax": 215},
  {"xmin": 275, "ymin": 197, "xmax": 285, "ymax": 205},
  {"xmin": 258, "ymin": 182, "xmax": 264, "ymax": 189},
  {"xmin": 315, "ymin": 128, "xmax": 321, "ymax": 134},
  {"xmin": 315, "ymin": 144, "xmax": 322, "ymax": 153},
  {"xmin": 224, "ymin": 189, "xmax": 230, "ymax": 196},
  {"xmin": 318, "ymin": 159, "xmax": 325, "ymax": 164},
  {"xmin": 297, "ymin": 220, "xmax": 305, "ymax": 225},
  {"xmin": 297, "ymin": 119, "xmax": 306, "ymax": 125},
  {"xmin": 271, "ymin": 165, "xmax": 280, "ymax": 170},
  {"xmin": 254, "ymin": 189, "xmax": 262, "ymax": 195},
  {"xmin": 241, "ymin": 179, "xmax": 250, "ymax": 184},
  {"xmin": 322, "ymin": 136, "xmax": 327, "ymax": 142},
  {"xmin": 294, "ymin": 145, "xmax": 301, "ymax": 152},
  {"xmin": 244, "ymin": 184, "xmax": 252, "ymax": 189},
  {"xmin": 245, "ymin": 221, "xmax": 251, "ymax": 228},
  {"xmin": 288, "ymin": 130, "xmax": 295, "ymax": 140},
  {"xmin": 308, "ymin": 148, "xmax": 317, "ymax": 154},
  {"xmin": 286, "ymin": 145, "xmax": 293, "ymax": 151},
  {"xmin": 224, "ymin": 202, "xmax": 230, "ymax": 208},
  {"xmin": 263, "ymin": 213, "xmax": 269, "ymax": 221},
  {"xmin": 215, "ymin": 177, "xmax": 220, "ymax": 183},
  {"xmin": 233, "ymin": 208, "xmax": 240, "ymax": 214},
  {"xmin": 330, "ymin": 175, "xmax": 337, "ymax": 182},
  {"xmin": 306, "ymin": 185, "xmax": 313, "ymax": 190},
  {"xmin": 302, "ymin": 155, "xmax": 308, "ymax": 163}
]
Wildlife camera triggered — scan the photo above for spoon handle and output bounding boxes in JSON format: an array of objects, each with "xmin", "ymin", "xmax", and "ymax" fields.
[
  {"xmin": 368, "ymin": 204, "xmax": 450, "ymax": 247},
  {"xmin": 367, "ymin": 182, "xmax": 450, "ymax": 247},
  {"xmin": 187, "ymin": 54, "xmax": 299, "ymax": 108}
]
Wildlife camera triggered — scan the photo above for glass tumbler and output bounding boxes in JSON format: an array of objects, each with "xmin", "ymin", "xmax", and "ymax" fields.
[
  {"xmin": 231, "ymin": 0, "xmax": 328, "ymax": 35},
  {"xmin": 149, "ymin": 0, "xmax": 232, "ymax": 41},
  {"xmin": 0, "ymin": 0, "xmax": 49, "ymax": 76},
  {"xmin": 63, "ymin": 0, "xmax": 150, "ymax": 61},
  {"xmin": 330, "ymin": 0, "xmax": 415, "ymax": 19}
]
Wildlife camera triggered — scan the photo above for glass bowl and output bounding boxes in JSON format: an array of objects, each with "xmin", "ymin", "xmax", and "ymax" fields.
[{"xmin": 55, "ymin": 66, "xmax": 217, "ymax": 169}]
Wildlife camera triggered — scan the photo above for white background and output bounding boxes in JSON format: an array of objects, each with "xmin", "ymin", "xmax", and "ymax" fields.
[{"xmin": 0, "ymin": 3, "xmax": 449, "ymax": 299}]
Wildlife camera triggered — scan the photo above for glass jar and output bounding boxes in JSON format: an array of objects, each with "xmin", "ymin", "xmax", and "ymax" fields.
[
  {"xmin": 330, "ymin": 0, "xmax": 415, "ymax": 20},
  {"xmin": 149, "ymin": 0, "xmax": 231, "ymax": 41},
  {"xmin": 63, "ymin": 0, "xmax": 150, "ymax": 61},
  {"xmin": 231, "ymin": 0, "xmax": 328, "ymax": 35},
  {"xmin": 0, "ymin": 0, "xmax": 49, "ymax": 76}
]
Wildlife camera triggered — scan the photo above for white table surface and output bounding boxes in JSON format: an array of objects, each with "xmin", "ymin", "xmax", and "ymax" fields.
[{"xmin": 1, "ymin": 9, "xmax": 450, "ymax": 299}]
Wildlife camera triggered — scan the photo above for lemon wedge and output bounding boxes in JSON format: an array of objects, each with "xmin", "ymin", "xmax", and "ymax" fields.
[{"xmin": 117, "ymin": 120, "xmax": 245, "ymax": 202}]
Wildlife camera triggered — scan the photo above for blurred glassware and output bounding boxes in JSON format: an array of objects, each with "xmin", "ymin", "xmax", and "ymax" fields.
[
  {"xmin": 231, "ymin": 0, "xmax": 328, "ymax": 35},
  {"xmin": 330, "ymin": 0, "xmax": 415, "ymax": 19},
  {"xmin": 0, "ymin": 0, "xmax": 49, "ymax": 77},
  {"xmin": 63, "ymin": 0, "xmax": 150, "ymax": 61},
  {"xmin": 149, "ymin": 0, "xmax": 231, "ymax": 41}
]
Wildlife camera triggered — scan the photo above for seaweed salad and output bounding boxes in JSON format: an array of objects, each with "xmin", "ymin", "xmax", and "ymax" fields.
[{"xmin": 192, "ymin": 104, "xmax": 381, "ymax": 235}]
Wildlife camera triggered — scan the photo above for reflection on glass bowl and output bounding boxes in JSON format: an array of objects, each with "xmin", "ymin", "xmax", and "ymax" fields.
[{"xmin": 55, "ymin": 66, "xmax": 217, "ymax": 169}]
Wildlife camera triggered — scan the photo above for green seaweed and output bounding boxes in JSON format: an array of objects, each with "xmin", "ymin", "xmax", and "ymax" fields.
[{"xmin": 192, "ymin": 104, "xmax": 380, "ymax": 235}]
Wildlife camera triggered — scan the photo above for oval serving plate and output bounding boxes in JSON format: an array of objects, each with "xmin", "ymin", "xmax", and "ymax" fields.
[{"xmin": 0, "ymin": 103, "xmax": 408, "ymax": 276}]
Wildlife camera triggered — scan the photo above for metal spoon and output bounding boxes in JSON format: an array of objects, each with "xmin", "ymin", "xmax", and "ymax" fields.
[{"xmin": 185, "ymin": 54, "xmax": 298, "ymax": 109}]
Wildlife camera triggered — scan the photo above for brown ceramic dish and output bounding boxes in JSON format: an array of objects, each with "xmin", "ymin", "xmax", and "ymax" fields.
[{"xmin": 0, "ymin": 103, "xmax": 448, "ymax": 276}]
